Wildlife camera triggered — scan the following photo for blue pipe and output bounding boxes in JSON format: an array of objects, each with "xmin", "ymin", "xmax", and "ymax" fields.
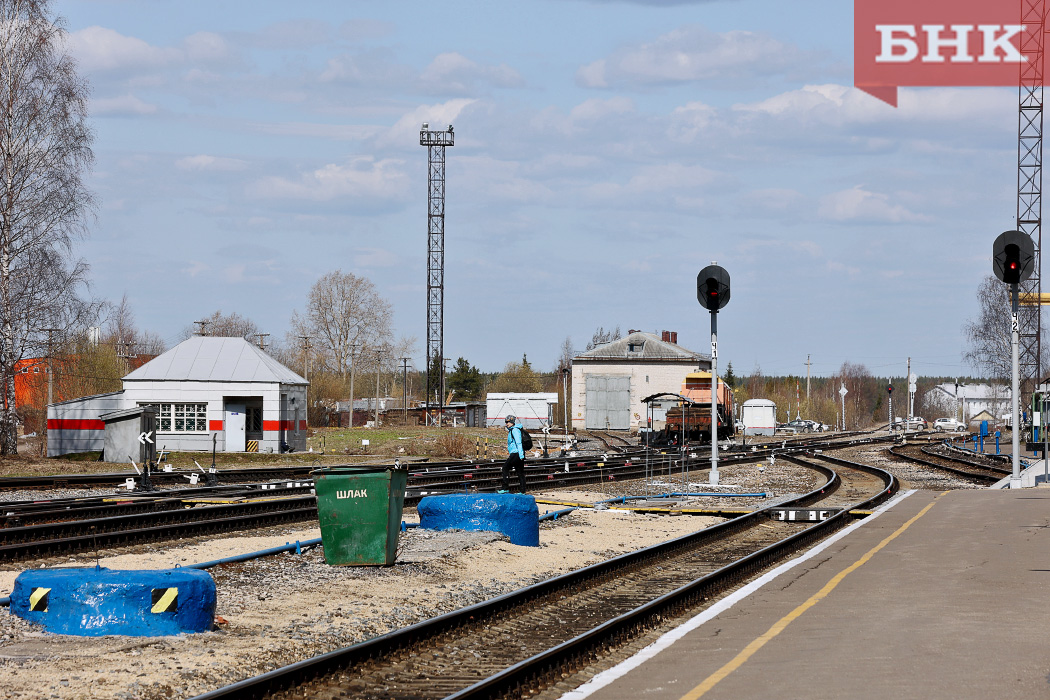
[
  {"xmin": 184, "ymin": 538, "xmax": 323, "ymax": 570},
  {"xmin": 539, "ymin": 507, "xmax": 577, "ymax": 522}
]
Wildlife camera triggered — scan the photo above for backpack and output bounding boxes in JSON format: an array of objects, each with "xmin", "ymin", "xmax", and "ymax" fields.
[{"xmin": 517, "ymin": 425, "xmax": 534, "ymax": 450}]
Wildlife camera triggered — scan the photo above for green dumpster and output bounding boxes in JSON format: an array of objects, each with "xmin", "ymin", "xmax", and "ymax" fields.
[{"xmin": 312, "ymin": 466, "xmax": 408, "ymax": 566}]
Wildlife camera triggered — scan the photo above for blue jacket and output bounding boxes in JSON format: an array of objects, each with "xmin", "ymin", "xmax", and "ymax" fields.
[{"xmin": 507, "ymin": 423, "xmax": 524, "ymax": 458}]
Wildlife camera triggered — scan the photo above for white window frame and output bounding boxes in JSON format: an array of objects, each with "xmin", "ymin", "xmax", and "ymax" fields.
[{"xmin": 138, "ymin": 403, "xmax": 208, "ymax": 433}]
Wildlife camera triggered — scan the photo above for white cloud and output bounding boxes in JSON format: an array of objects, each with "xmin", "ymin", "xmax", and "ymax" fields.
[
  {"xmin": 817, "ymin": 186, "xmax": 931, "ymax": 224},
  {"xmin": 69, "ymin": 26, "xmax": 181, "ymax": 72},
  {"xmin": 736, "ymin": 84, "xmax": 1012, "ymax": 129},
  {"xmin": 577, "ymin": 25, "xmax": 809, "ymax": 87},
  {"xmin": 668, "ymin": 101, "xmax": 717, "ymax": 141},
  {"xmin": 419, "ymin": 52, "xmax": 524, "ymax": 94},
  {"xmin": 247, "ymin": 156, "xmax": 409, "ymax": 203},
  {"xmin": 176, "ymin": 155, "xmax": 249, "ymax": 171},
  {"xmin": 354, "ymin": 248, "xmax": 400, "ymax": 268},
  {"xmin": 91, "ymin": 94, "xmax": 158, "ymax": 115},
  {"xmin": 183, "ymin": 31, "xmax": 233, "ymax": 63}
]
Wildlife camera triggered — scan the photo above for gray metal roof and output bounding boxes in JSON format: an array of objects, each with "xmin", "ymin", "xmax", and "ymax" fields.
[
  {"xmin": 574, "ymin": 332, "xmax": 707, "ymax": 362},
  {"xmin": 123, "ymin": 337, "xmax": 307, "ymax": 384}
]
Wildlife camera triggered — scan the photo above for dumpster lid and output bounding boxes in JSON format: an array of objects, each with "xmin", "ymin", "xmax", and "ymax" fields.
[{"xmin": 311, "ymin": 465, "xmax": 406, "ymax": 476}]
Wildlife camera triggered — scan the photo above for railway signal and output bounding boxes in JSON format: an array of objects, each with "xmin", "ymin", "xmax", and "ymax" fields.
[
  {"xmin": 697, "ymin": 263, "xmax": 730, "ymax": 485},
  {"xmin": 697, "ymin": 265, "xmax": 731, "ymax": 311},
  {"xmin": 992, "ymin": 230, "xmax": 1035, "ymax": 285},
  {"xmin": 993, "ymin": 230, "xmax": 1033, "ymax": 488}
]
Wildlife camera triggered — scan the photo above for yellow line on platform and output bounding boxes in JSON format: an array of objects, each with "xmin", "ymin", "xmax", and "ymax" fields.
[{"xmin": 678, "ymin": 491, "xmax": 946, "ymax": 700}]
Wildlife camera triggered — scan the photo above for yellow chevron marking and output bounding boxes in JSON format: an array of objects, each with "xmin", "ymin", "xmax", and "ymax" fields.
[
  {"xmin": 29, "ymin": 587, "xmax": 50, "ymax": 612},
  {"xmin": 151, "ymin": 588, "xmax": 178, "ymax": 613}
]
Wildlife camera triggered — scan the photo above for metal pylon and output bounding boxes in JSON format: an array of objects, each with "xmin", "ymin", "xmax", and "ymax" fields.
[
  {"xmin": 1018, "ymin": 1, "xmax": 1046, "ymax": 405},
  {"xmin": 420, "ymin": 123, "xmax": 454, "ymax": 425}
]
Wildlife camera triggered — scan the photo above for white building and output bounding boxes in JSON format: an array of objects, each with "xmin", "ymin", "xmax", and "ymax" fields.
[
  {"xmin": 486, "ymin": 393, "xmax": 559, "ymax": 429},
  {"xmin": 571, "ymin": 331, "xmax": 710, "ymax": 431},
  {"xmin": 48, "ymin": 337, "xmax": 308, "ymax": 457},
  {"xmin": 925, "ymin": 383, "xmax": 1011, "ymax": 423}
]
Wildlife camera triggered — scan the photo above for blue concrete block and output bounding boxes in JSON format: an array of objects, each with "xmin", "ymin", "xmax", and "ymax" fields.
[
  {"xmin": 418, "ymin": 494, "xmax": 540, "ymax": 546},
  {"xmin": 10, "ymin": 566, "xmax": 216, "ymax": 636}
]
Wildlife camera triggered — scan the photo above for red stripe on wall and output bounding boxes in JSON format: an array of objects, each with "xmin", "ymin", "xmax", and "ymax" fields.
[
  {"xmin": 262, "ymin": 420, "xmax": 302, "ymax": 431},
  {"xmin": 209, "ymin": 420, "xmax": 224, "ymax": 431},
  {"xmin": 47, "ymin": 419, "xmax": 104, "ymax": 431},
  {"xmin": 299, "ymin": 420, "xmax": 307, "ymax": 430}
]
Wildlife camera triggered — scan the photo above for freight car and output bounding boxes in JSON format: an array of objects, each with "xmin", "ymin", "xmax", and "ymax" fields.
[{"xmin": 658, "ymin": 371, "xmax": 736, "ymax": 444}]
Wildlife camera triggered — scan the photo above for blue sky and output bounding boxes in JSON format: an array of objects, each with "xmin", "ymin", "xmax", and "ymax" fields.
[{"xmin": 55, "ymin": 0, "xmax": 1019, "ymax": 377}]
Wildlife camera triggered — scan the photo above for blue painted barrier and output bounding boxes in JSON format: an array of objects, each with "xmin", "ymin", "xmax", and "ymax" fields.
[
  {"xmin": 418, "ymin": 494, "xmax": 540, "ymax": 546},
  {"xmin": 10, "ymin": 566, "xmax": 215, "ymax": 636}
]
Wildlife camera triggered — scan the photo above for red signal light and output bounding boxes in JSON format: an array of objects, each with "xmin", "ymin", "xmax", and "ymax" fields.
[{"xmin": 1010, "ymin": 261, "xmax": 1018, "ymax": 270}]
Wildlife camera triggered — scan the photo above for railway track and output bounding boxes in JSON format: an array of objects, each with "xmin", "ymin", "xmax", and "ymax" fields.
[
  {"xmin": 888, "ymin": 442, "xmax": 1010, "ymax": 485},
  {"xmin": 189, "ymin": 451, "xmax": 897, "ymax": 700},
  {"xmin": 0, "ymin": 436, "xmax": 897, "ymax": 563}
]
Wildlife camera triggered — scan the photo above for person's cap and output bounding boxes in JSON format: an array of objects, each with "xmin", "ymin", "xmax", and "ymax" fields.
[{"xmin": 505, "ymin": 415, "xmax": 516, "ymax": 423}]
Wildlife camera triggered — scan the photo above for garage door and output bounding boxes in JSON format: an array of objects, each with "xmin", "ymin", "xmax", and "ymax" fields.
[{"xmin": 585, "ymin": 375, "xmax": 630, "ymax": 430}]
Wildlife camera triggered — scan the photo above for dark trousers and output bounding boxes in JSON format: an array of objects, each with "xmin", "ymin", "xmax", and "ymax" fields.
[{"xmin": 502, "ymin": 453, "xmax": 526, "ymax": 492}]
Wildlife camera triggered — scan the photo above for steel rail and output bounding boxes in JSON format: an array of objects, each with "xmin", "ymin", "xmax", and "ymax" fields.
[
  {"xmin": 888, "ymin": 445, "xmax": 1004, "ymax": 484},
  {"xmin": 0, "ymin": 497, "xmax": 318, "ymax": 562}
]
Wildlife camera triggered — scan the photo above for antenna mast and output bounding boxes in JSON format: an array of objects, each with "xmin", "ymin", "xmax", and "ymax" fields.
[
  {"xmin": 1017, "ymin": 1, "xmax": 1046, "ymax": 406},
  {"xmin": 420, "ymin": 122, "xmax": 454, "ymax": 426}
]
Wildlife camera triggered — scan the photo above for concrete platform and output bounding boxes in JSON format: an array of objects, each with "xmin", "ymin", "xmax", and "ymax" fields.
[{"xmin": 564, "ymin": 489, "xmax": 1050, "ymax": 700}]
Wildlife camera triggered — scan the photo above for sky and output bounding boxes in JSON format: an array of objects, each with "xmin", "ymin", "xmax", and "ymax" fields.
[{"xmin": 51, "ymin": 0, "xmax": 1022, "ymax": 378}]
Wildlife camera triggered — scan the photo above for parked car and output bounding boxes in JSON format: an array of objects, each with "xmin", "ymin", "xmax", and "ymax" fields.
[
  {"xmin": 933, "ymin": 417, "xmax": 967, "ymax": 432},
  {"xmin": 899, "ymin": 416, "xmax": 927, "ymax": 430},
  {"xmin": 785, "ymin": 419, "xmax": 814, "ymax": 433},
  {"xmin": 775, "ymin": 422, "xmax": 798, "ymax": 435},
  {"xmin": 802, "ymin": 419, "xmax": 827, "ymax": 432}
]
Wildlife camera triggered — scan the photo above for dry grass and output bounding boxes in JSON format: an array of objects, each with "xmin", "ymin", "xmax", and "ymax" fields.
[{"xmin": 0, "ymin": 426, "xmax": 507, "ymax": 478}]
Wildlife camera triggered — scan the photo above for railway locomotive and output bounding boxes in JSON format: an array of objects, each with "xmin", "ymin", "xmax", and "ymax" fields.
[{"xmin": 657, "ymin": 371, "xmax": 736, "ymax": 444}]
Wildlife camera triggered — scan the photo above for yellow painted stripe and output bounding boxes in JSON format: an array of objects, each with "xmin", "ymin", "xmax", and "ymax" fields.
[
  {"xmin": 679, "ymin": 492, "xmax": 945, "ymax": 700},
  {"xmin": 29, "ymin": 587, "xmax": 50, "ymax": 611},
  {"xmin": 151, "ymin": 588, "xmax": 178, "ymax": 613}
]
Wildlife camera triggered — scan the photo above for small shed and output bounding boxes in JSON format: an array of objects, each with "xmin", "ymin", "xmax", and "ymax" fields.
[
  {"xmin": 742, "ymin": 399, "xmax": 777, "ymax": 436},
  {"xmin": 100, "ymin": 406, "xmax": 155, "ymax": 465}
]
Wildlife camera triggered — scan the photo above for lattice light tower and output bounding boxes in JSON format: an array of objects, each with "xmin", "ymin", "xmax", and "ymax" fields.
[
  {"xmin": 420, "ymin": 123, "xmax": 454, "ymax": 425},
  {"xmin": 1017, "ymin": 1, "xmax": 1046, "ymax": 405}
]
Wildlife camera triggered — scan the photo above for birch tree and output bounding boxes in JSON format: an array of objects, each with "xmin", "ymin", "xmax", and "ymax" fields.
[
  {"xmin": 290, "ymin": 270, "xmax": 393, "ymax": 378},
  {"xmin": 0, "ymin": 0, "xmax": 94, "ymax": 454}
]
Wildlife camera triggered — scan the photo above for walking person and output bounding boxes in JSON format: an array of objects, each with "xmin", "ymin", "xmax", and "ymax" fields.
[{"xmin": 502, "ymin": 415, "xmax": 527, "ymax": 493}]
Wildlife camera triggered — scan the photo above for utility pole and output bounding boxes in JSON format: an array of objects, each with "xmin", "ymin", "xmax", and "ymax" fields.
[
  {"xmin": 806, "ymin": 354, "xmax": 811, "ymax": 405},
  {"xmin": 440, "ymin": 357, "xmax": 451, "ymax": 428},
  {"xmin": 193, "ymin": 320, "xmax": 210, "ymax": 336},
  {"xmin": 374, "ymin": 350, "xmax": 384, "ymax": 429},
  {"xmin": 116, "ymin": 340, "xmax": 137, "ymax": 376},
  {"xmin": 41, "ymin": 329, "xmax": 59, "ymax": 408},
  {"xmin": 254, "ymin": 333, "xmax": 269, "ymax": 351},
  {"xmin": 348, "ymin": 344, "xmax": 360, "ymax": 428},
  {"xmin": 400, "ymin": 358, "xmax": 410, "ymax": 425},
  {"xmin": 562, "ymin": 367, "xmax": 570, "ymax": 439},
  {"xmin": 905, "ymin": 358, "xmax": 911, "ymax": 436},
  {"xmin": 299, "ymin": 336, "xmax": 312, "ymax": 428},
  {"xmin": 420, "ymin": 123, "xmax": 454, "ymax": 432}
]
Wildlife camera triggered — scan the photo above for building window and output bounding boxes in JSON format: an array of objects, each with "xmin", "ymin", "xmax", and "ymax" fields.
[
  {"xmin": 628, "ymin": 342, "xmax": 643, "ymax": 353},
  {"xmin": 139, "ymin": 403, "xmax": 208, "ymax": 432}
]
